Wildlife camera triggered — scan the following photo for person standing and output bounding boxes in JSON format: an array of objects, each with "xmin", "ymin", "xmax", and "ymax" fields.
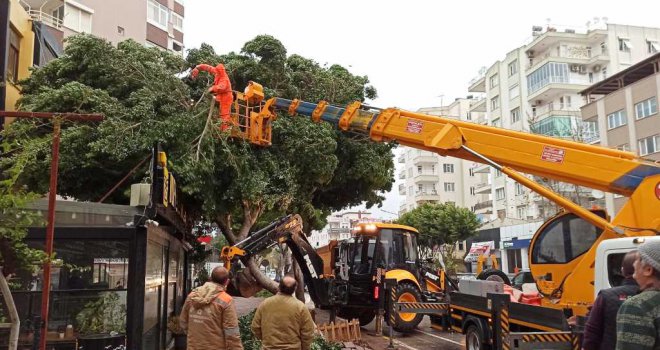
[
  {"xmin": 616, "ymin": 240, "xmax": 660, "ymax": 350},
  {"xmin": 180, "ymin": 266, "xmax": 243, "ymax": 350},
  {"xmin": 251, "ymin": 275, "xmax": 316, "ymax": 350},
  {"xmin": 582, "ymin": 250, "xmax": 639, "ymax": 350}
]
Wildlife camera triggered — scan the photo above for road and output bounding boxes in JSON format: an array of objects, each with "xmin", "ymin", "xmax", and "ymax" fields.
[{"xmin": 235, "ymin": 297, "xmax": 465, "ymax": 349}]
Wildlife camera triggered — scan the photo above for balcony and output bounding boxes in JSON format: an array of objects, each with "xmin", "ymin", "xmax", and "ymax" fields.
[
  {"xmin": 530, "ymin": 116, "xmax": 581, "ymax": 138},
  {"xmin": 474, "ymin": 200, "xmax": 493, "ymax": 210},
  {"xmin": 413, "ymin": 173, "xmax": 439, "ymax": 183},
  {"xmin": 527, "ymin": 76, "xmax": 592, "ymax": 102},
  {"xmin": 413, "ymin": 154, "xmax": 437, "ymax": 164},
  {"xmin": 473, "ymin": 163, "xmax": 490, "ymax": 174},
  {"xmin": 398, "ymin": 183, "xmax": 406, "ymax": 195},
  {"xmin": 532, "ymin": 103, "xmax": 581, "ymax": 120},
  {"xmin": 398, "ymin": 154, "xmax": 405, "ymax": 163},
  {"xmin": 474, "ymin": 182, "xmax": 492, "ymax": 194},
  {"xmin": 415, "ymin": 190, "xmax": 441, "ymax": 201},
  {"xmin": 398, "ymin": 171, "xmax": 406, "ymax": 180},
  {"xmin": 468, "ymin": 75, "xmax": 486, "ymax": 93},
  {"xmin": 470, "ymin": 98, "xmax": 487, "ymax": 113}
]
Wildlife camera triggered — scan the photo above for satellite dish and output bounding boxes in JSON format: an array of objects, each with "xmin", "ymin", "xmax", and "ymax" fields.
[{"xmin": 591, "ymin": 190, "xmax": 605, "ymax": 199}]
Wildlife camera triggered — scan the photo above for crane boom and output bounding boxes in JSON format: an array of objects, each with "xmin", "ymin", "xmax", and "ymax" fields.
[{"xmin": 268, "ymin": 97, "xmax": 659, "ymax": 197}]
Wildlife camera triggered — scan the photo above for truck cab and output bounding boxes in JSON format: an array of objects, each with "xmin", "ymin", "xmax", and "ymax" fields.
[{"xmin": 594, "ymin": 236, "xmax": 660, "ymax": 296}]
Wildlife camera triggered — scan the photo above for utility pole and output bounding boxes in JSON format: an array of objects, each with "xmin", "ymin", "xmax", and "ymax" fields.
[{"xmin": 0, "ymin": 111, "xmax": 103, "ymax": 350}]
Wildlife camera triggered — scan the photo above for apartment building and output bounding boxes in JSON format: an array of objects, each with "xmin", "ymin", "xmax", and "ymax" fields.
[
  {"xmin": 309, "ymin": 211, "xmax": 382, "ymax": 248},
  {"xmin": 466, "ymin": 22, "xmax": 660, "ymax": 221},
  {"xmin": 397, "ymin": 98, "xmax": 489, "ymax": 218},
  {"xmin": 580, "ymin": 52, "xmax": 660, "ymax": 212},
  {"xmin": 20, "ymin": 0, "xmax": 185, "ymax": 54}
]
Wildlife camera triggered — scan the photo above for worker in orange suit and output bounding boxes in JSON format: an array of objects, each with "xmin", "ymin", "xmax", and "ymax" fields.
[{"xmin": 191, "ymin": 63, "xmax": 233, "ymax": 131}]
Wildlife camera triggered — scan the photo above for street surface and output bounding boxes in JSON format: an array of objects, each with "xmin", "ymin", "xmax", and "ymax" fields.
[{"xmin": 234, "ymin": 296, "xmax": 465, "ymax": 349}]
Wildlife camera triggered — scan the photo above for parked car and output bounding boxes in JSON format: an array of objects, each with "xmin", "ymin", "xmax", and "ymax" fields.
[{"xmin": 511, "ymin": 270, "xmax": 534, "ymax": 290}]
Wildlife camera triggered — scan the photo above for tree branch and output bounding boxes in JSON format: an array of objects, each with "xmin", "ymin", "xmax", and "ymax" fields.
[{"xmin": 216, "ymin": 213, "xmax": 237, "ymax": 245}]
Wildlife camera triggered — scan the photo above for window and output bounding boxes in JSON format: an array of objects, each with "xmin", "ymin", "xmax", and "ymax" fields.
[
  {"xmin": 510, "ymin": 107, "xmax": 520, "ymax": 123},
  {"xmin": 491, "ymin": 96, "xmax": 500, "ymax": 110},
  {"xmin": 470, "ymin": 186, "xmax": 476, "ymax": 195},
  {"xmin": 417, "ymin": 165, "xmax": 422, "ymax": 174},
  {"xmin": 7, "ymin": 28, "xmax": 19, "ymax": 83},
  {"xmin": 602, "ymin": 67, "xmax": 607, "ymax": 79},
  {"xmin": 648, "ymin": 40, "xmax": 659, "ymax": 53},
  {"xmin": 63, "ymin": 4, "xmax": 92, "ymax": 33},
  {"xmin": 147, "ymin": 0, "xmax": 169, "ymax": 29},
  {"xmin": 495, "ymin": 169, "xmax": 502, "ymax": 177},
  {"xmin": 171, "ymin": 12, "xmax": 183, "ymax": 31},
  {"xmin": 491, "ymin": 118, "xmax": 501, "ymax": 127},
  {"xmin": 496, "ymin": 187, "xmax": 506, "ymax": 200},
  {"xmin": 638, "ymin": 135, "xmax": 659, "ymax": 156},
  {"xmin": 509, "ymin": 85, "xmax": 519, "ymax": 99},
  {"xmin": 458, "ymin": 242, "xmax": 465, "ymax": 251},
  {"xmin": 469, "ymin": 168, "xmax": 475, "ymax": 177},
  {"xmin": 531, "ymin": 212, "xmax": 604, "ymax": 264},
  {"xmin": 444, "ymin": 182, "xmax": 455, "ymax": 192},
  {"xmin": 527, "ymin": 62, "xmax": 569, "ymax": 94},
  {"xmin": 607, "ymin": 110, "xmax": 627, "ymax": 130},
  {"xmin": 52, "ymin": 5, "xmax": 64, "ymax": 26},
  {"xmin": 517, "ymin": 206, "xmax": 526, "ymax": 219},
  {"xmin": 618, "ymin": 38, "xmax": 632, "ymax": 52},
  {"xmin": 508, "ymin": 60, "xmax": 518, "ymax": 76},
  {"xmin": 515, "ymin": 183, "xmax": 525, "ymax": 195},
  {"xmin": 489, "ymin": 74, "xmax": 499, "ymax": 88},
  {"xmin": 635, "ymin": 97, "xmax": 657, "ymax": 120},
  {"xmin": 583, "ymin": 119, "xmax": 600, "ymax": 144},
  {"xmin": 117, "ymin": 26, "xmax": 125, "ymax": 36},
  {"xmin": 417, "ymin": 184, "xmax": 423, "ymax": 193},
  {"xmin": 443, "ymin": 164, "xmax": 454, "ymax": 173}
]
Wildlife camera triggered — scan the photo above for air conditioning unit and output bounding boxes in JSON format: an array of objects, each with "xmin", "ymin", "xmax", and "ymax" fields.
[
  {"xmin": 526, "ymin": 51, "xmax": 535, "ymax": 58},
  {"xmin": 592, "ymin": 64, "xmax": 602, "ymax": 72},
  {"xmin": 570, "ymin": 64, "xmax": 580, "ymax": 72}
]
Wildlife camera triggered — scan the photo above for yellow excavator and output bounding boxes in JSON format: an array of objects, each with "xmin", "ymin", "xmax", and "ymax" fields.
[{"xmin": 220, "ymin": 81, "xmax": 659, "ymax": 320}]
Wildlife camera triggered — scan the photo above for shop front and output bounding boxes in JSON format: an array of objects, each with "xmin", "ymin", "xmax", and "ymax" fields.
[
  {"xmin": 502, "ymin": 238, "xmax": 531, "ymax": 273},
  {"xmin": 4, "ymin": 146, "xmax": 194, "ymax": 350}
]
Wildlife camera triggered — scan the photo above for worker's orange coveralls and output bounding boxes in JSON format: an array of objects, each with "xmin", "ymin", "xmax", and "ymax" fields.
[{"xmin": 192, "ymin": 63, "xmax": 233, "ymax": 130}]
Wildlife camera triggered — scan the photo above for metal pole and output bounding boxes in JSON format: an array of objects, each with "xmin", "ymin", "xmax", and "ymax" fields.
[
  {"xmin": 0, "ymin": 268, "xmax": 20, "ymax": 350},
  {"xmin": 385, "ymin": 278, "xmax": 397, "ymax": 350},
  {"xmin": 39, "ymin": 119, "xmax": 61, "ymax": 350}
]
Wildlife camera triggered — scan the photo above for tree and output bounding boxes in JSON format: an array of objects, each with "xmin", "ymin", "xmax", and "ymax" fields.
[
  {"xmin": 3, "ymin": 34, "xmax": 394, "ymax": 295},
  {"xmin": 396, "ymin": 203, "xmax": 480, "ymax": 271}
]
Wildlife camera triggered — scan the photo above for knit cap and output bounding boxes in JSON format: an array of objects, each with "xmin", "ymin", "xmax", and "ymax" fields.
[{"xmin": 638, "ymin": 240, "xmax": 660, "ymax": 272}]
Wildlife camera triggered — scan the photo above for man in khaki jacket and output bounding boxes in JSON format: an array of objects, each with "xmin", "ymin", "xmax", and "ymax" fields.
[
  {"xmin": 251, "ymin": 275, "xmax": 316, "ymax": 350},
  {"xmin": 180, "ymin": 266, "xmax": 243, "ymax": 349}
]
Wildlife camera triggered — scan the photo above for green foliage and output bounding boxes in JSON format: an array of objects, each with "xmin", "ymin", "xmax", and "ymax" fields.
[
  {"xmin": 254, "ymin": 289, "xmax": 273, "ymax": 298},
  {"xmin": 238, "ymin": 309, "xmax": 341, "ymax": 350},
  {"xmin": 0, "ymin": 137, "xmax": 46, "ymax": 281},
  {"xmin": 238, "ymin": 310, "xmax": 262, "ymax": 350},
  {"xmin": 75, "ymin": 292, "xmax": 126, "ymax": 335},
  {"xmin": 397, "ymin": 203, "xmax": 480, "ymax": 263}
]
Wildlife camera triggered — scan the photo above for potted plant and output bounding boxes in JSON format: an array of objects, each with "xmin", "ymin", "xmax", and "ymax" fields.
[
  {"xmin": 75, "ymin": 292, "xmax": 127, "ymax": 350},
  {"xmin": 167, "ymin": 314, "xmax": 187, "ymax": 350}
]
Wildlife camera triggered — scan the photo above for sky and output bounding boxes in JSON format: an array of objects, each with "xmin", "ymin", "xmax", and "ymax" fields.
[{"xmin": 184, "ymin": 0, "xmax": 660, "ymax": 220}]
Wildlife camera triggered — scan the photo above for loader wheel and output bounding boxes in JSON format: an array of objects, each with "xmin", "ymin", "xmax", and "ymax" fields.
[
  {"xmin": 476, "ymin": 268, "xmax": 511, "ymax": 286},
  {"xmin": 466, "ymin": 325, "xmax": 489, "ymax": 350},
  {"xmin": 392, "ymin": 282, "xmax": 424, "ymax": 333}
]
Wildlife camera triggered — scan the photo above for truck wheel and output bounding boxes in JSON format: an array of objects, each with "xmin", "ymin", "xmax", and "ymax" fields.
[
  {"xmin": 476, "ymin": 268, "xmax": 511, "ymax": 285},
  {"xmin": 393, "ymin": 282, "xmax": 424, "ymax": 333},
  {"xmin": 358, "ymin": 310, "xmax": 376, "ymax": 326},
  {"xmin": 466, "ymin": 324, "xmax": 489, "ymax": 350}
]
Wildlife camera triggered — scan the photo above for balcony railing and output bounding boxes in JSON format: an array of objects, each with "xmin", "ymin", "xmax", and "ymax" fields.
[
  {"xmin": 474, "ymin": 200, "xmax": 493, "ymax": 210},
  {"xmin": 27, "ymin": 9, "xmax": 63, "ymax": 30},
  {"xmin": 532, "ymin": 103, "xmax": 581, "ymax": 118}
]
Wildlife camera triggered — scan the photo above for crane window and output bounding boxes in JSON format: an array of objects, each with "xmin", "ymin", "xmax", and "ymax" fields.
[
  {"xmin": 531, "ymin": 212, "xmax": 604, "ymax": 264},
  {"xmin": 351, "ymin": 237, "xmax": 376, "ymax": 274},
  {"xmin": 607, "ymin": 253, "xmax": 626, "ymax": 288}
]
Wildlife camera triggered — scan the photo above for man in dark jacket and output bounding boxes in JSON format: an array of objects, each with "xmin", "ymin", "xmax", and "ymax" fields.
[{"xmin": 582, "ymin": 250, "xmax": 639, "ymax": 350}]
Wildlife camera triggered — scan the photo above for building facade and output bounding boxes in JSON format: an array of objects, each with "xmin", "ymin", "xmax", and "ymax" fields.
[
  {"xmin": 398, "ymin": 98, "xmax": 489, "ymax": 218},
  {"xmin": 580, "ymin": 52, "xmax": 660, "ymax": 212},
  {"xmin": 19, "ymin": 0, "xmax": 184, "ymax": 54},
  {"xmin": 309, "ymin": 211, "xmax": 387, "ymax": 248},
  {"xmin": 464, "ymin": 22, "xmax": 660, "ymax": 221}
]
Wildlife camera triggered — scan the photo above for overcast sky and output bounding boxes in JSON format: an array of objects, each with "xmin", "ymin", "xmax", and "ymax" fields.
[{"xmin": 185, "ymin": 0, "xmax": 660, "ymax": 220}]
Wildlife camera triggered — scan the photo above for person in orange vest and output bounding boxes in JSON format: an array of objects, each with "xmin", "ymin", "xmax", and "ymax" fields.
[
  {"xmin": 180, "ymin": 266, "xmax": 243, "ymax": 349},
  {"xmin": 191, "ymin": 63, "xmax": 233, "ymax": 131}
]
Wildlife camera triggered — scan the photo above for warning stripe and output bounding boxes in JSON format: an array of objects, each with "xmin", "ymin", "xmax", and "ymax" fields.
[
  {"xmin": 501, "ymin": 307, "xmax": 511, "ymax": 350},
  {"xmin": 397, "ymin": 302, "xmax": 449, "ymax": 310},
  {"xmin": 522, "ymin": 333, "xmax": 571, "ymax": 343}
]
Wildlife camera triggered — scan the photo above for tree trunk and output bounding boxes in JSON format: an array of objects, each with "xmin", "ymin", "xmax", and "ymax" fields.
[
  {"xmin": 292, "ymin": 259, "xmax": 306, "ymax": 303},
  {"xmin": 0, "ymin": 268, "xmax": 20, "ymax": 350}
]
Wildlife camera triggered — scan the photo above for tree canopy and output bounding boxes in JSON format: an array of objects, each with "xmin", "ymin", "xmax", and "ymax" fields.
[
  {"xmin": 396, "ymin": 203, "xmax": 480, "ymax": 264},
  {"xmin": 1, "ymin": 34, "xmax": 394, "ymax": 292}
]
